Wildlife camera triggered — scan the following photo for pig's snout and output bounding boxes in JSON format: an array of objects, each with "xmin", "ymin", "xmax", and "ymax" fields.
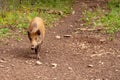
[{"xmin": 31, "ymin": 45, "xmax": 35, "ymax": 50}]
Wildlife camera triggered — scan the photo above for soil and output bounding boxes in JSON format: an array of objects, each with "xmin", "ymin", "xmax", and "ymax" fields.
[{"xmin": 0, "ymin": 0, "xmax": 120, "ymax": 80}]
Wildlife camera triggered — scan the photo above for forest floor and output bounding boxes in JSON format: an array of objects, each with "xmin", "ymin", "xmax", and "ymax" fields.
[{"xmin": 0, "ymin": 0, "xmax": 120, "ymax": 80}]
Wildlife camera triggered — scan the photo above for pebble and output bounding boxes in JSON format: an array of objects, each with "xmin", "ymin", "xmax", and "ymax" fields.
[
  {"xmin": 72, "ymin": 10, "xmax": 75, "ymax": 15},
  {"xmin": 99, "ymin": 61, "xmax": 104, "ymax": 65},
  {"xmin": 63, "ymin": 35, "xmax": 72, "ymax": 38},
  {"xmin": 36, "ymin": 61, "xmax": 42, "ymax": 65},
  {"xmin": 51, "ymin": 63, "xmax": 57, "ymax": 68},
  {"xmin": 87, "ymin": 64, "xmax": 93, "ymax": 67},
  {"xmin": 0, "ymin": 59, "xmax": 6, "ymax": 63},
  {"xmin": 25, "ymin": 61, "xmax": 32, "ymax": 65},
  {"xmin": 68, "ymin": 67, "xmax": 72, "ymax": 70},
  {"xmin": 115, "ymin": 69, "xmax": 118, "ymax": 72},
  {"xmin": 55, "ymin": 35, "xmax": 61, "ymax": 39}
]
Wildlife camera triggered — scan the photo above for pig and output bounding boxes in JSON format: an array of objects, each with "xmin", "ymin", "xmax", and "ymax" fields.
[{"xmin": 27, "ymin": 17, "xmax": 45, "ymax": 59}]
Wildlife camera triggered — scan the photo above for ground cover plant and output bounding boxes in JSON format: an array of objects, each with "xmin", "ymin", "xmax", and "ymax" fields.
[
  {"xmin": 0, "ymin": 0, "xmax": 74, "ymax": 38},
  {"xmin": 81, "ymin": 0, "xmax": 120, "ymax": 34}
]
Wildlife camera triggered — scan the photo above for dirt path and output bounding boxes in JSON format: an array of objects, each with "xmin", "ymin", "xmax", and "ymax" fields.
[{"xmin": 0, "ymin": 0, "xmax": 120, "ymax": 80}]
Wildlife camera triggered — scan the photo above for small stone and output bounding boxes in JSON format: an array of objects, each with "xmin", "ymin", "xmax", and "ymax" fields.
[
  {"xmin": 100, "ymin": 62, "xmax": 104, "ymax": 65},
  {"xmin": 25, "ymin": 61, "xmax": 32, "ymax": 65},
  {"xmin": 0, "ymin": 59, "xmax": 6, "ymax": 63},
  {"xmin": 99, "ymin": 61, "xmax": 104, "ymax": 65},
  {"xmin": 72, "ymin": 10, "xmax": 75, "ymax": 15},
  {"xmin": 115, "ymin": 69, "xmax": 118, "ymax": 72},
  {"xmin": 64, "ymin": 35, "xmax": 72, "ymax": 38},
  {"xmin": 51, "ymin": 63, "xmax": 57, "ymax": 68},
  {"xmin": 55, "ymin": 35, "xmax": 61, "ymax": 39},
  {"xmin": 68, "ymin": 67, "xmax": 72, "ymax": 70},
  {"xmin": 87, "ymin": 64, "xmax": 93, "ymax": 67},
  {"xmin": 36, "ymin": 61, "xmax": 42, "ymax": 65}
]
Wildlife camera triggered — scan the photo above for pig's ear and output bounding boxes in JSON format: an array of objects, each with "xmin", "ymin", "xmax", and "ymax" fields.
[
  {"xmin": 36, "ymin": 30, "xmax": 41, "ymax": 35},
  {"xmin": 27, "ymin": 31, "xmax": 32, "ymax": 41}
]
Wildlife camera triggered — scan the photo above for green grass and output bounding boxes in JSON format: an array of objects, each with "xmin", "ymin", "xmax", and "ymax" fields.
[
  {"xmin": 81, "ymin": 0, "xmax": 120, "ymax": 34},
  {"xmin": 0, "ymin": 0, "xmax": 74, "ymax": 38},
  {"xmin": 0, "ymin": 28, "xmax": 9, "ymax": 38},
  {"xmin": 105, "ymin": 0, "xmax": 120, "ymax": 33}
]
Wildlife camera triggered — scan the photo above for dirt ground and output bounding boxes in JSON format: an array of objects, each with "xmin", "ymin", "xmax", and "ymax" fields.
[{"xmin": 0, "ymin": 0, "xmax": 120, "ymax": 80}]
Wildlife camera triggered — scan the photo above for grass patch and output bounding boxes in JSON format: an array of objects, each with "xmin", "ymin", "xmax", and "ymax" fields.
[
  {"xmin": 0, "ymin": 0, "xmax": 74, "ymax": 38},
  {"xmin": 0, "ymin": 28, "xmax": 9, "ymax": 38},
  {"xmin": 81, "ymin": 0, "xmax": 120, "ymax": 34}
]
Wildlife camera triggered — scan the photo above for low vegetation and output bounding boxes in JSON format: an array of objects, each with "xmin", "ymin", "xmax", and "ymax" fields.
[
  {"xmin": 81, "ymin": 0, "xmax": 120, "ymax": 34},
  {"xmin": 0, "ymin": 27, "xmax": 9, "ymax": 38},
  {"xmin": 0, "ymin": 0, "xmax": 74, "ymax": 38},
  {"xmin": 1, "ymin": 0, "xmax": 119, "ymax": 39}
]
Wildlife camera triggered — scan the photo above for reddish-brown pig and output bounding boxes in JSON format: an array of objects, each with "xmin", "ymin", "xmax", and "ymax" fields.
[{"xmin": 27, "ymin": 17, "xmax": 45, "ymax": 59}]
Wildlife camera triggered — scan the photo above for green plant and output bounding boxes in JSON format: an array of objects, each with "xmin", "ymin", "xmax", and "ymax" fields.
[
  {"xmin": 0, "ymin": 0, "xmax": 74, "ymax": 39},
  {"xmin": 81, "ymin": 0, "xmax": 120, "ymax": 34},
  {"xmin": 0, "ymin": 28, "xmax": 9, "ymax": 38}
]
